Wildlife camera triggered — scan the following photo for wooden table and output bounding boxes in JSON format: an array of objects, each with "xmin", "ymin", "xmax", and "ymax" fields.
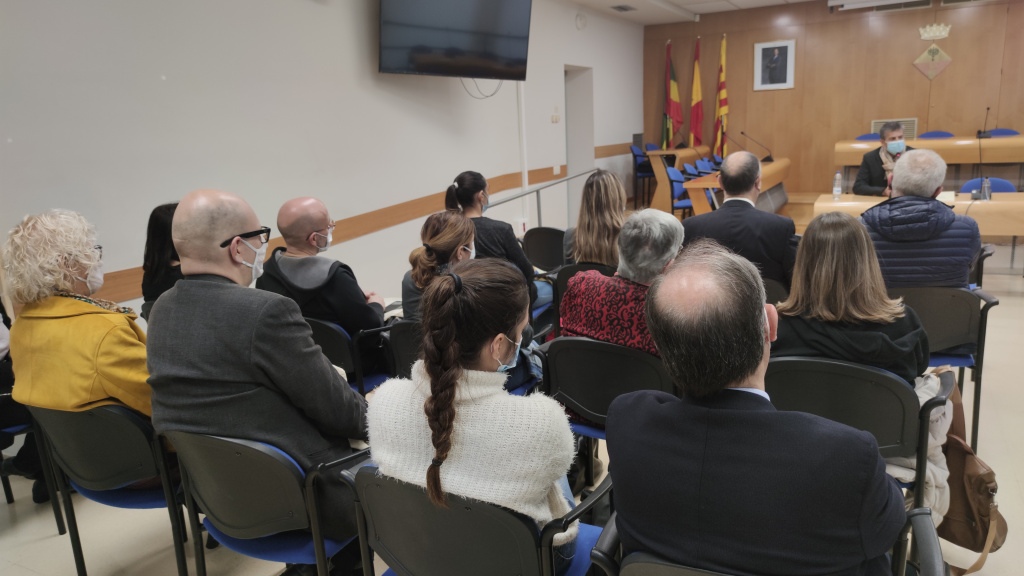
[
  {"xmin": 678, "ymin": 158, "xmax": 792, "ymax": 215},
  {"xmin": 813, "ymin": 193, "xmax": 1024, "ymax": 236},
  {"xmin": 645, "ymin": 145, "xmax": 711, "ymax": 214}
]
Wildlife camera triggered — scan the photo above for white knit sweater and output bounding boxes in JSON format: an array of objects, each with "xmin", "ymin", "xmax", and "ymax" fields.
[{"xmin": 367, "ymin": 360, "xmax": 578, "ymax": 544}]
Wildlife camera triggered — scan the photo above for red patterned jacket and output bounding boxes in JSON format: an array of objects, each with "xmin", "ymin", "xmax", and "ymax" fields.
[{"xmin": 559, "ymin": 271, "xmax": 658, "ymax": 357}]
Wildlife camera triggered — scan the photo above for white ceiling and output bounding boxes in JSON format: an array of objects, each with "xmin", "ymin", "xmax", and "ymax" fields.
[{"xmin": 566, "ymin": 0, "xmax": 816, "ymax": 25}]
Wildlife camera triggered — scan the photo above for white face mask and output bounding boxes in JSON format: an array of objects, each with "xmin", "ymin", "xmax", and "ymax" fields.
[
  {"xmin": 462, "ymin": 243, "xmax": 476, "ymax": 260},
  {"xmin": 240, "ymin": 238, "xmax": 267, "ymax": 284},
  {"xmin": 75, "ymin": 262, "xmax": 104, "ymax": 295},
  {"xmin": 314, "ymin": 230, "xmax": 332, "ymax": 253}
]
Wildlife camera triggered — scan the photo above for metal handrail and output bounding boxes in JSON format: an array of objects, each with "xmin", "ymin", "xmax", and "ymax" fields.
[{"xmin": 487, "ymin": 168, "xmax": 598, "ymax": 226}]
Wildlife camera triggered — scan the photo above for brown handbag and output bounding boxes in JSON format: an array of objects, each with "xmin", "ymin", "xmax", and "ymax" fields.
[{"xmin": 936, "ymin": 383, "xmax": 1007, "ymax": 574}]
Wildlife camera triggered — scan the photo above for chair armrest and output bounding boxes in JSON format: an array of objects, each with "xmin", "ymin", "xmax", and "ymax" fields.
[
  {"xmin": 908, "ymin": 508, "xmax": 945, "ymax": 576},
  {"xmin": 353, "ymin": 326, "xmax": 392, "ymax": 349},
  {"xmin": 540, "ymin": 474, "xmax": 613, "ymax": 548},
  {"xmin": 971, "ymin": 287, "xmax": 999, "ymax": 309},
  {"xmin": 311, "ymin": 447, "xmax": 372, "ymax": 492},
  {"xmin": 920, "ymin": 371, "xmax": 955, "ymax": 421},
  {"xmin": 590, "ymin": 512, "xmax": 621, "ymax": 576},
  {"xmin": 914, "ymin": 371, "xmax": 956, "ymax": 507}
]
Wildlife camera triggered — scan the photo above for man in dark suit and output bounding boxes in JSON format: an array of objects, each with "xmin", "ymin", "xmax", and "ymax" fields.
[
  {"xmin": 606, "ymin": 239, "xmax": 906, "ymax": 576},
  {"xmin": 681, "ymin": 151, "xmax": 799, "ymax": 288},
  {"xmin": 854, "ymin": 121, "xmax": 913, "ymax": 196},
  {"xmin": 147, "ymin": 190, "xmax": 368, "ymax": 575}
]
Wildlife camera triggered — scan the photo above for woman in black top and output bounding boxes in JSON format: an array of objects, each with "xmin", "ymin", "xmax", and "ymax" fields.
[
  {"xmin": 445, "ymin": 171, "xmax": 542, "ymax": 306},
  {"xmin": 770, "ymin": 211, "xmax": 929, "ymax": 386},
  {"xmin": 141, "ymin": 203, "xmax": 184, "ymax": 320}
]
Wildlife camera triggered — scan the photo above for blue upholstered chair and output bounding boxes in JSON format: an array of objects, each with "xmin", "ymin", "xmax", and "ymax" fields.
[
  {"xmin": 918, "ymin": 131, "xmax": 954, "ymax": 139},
  {"xmin": 630, "ymin": 145, "xmax": 655, "ymax": 209},
  {"xmin": 856, "ymin": 133, "xmax": 879, "ymax": 141},
  {"xmin": 960, "ymin": 178, "xmax": 1018, "ymax": 267},
  {"xmin": 306, "ymin": 318, "xmax": 391, "ymax": 395},
  {"xmin": 989, "ymin": 128, "xmax": 1019, "ymax": 137},
  {"xmin": 167, "ymin": 432, "xmax": 370, "ymax": 576}
]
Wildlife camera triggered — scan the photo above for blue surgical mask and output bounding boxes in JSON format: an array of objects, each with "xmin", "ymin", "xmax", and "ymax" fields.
[
  {"xmin": 496, "ymin": 334, "xmax": 522, "ymax": 373},
  {"xmin": 886, "ymin": 140, "xmax": 905, "ymax": 155}
]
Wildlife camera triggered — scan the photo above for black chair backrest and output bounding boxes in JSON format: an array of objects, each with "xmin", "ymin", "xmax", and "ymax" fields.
[
  {"xmin": 354, "ymin": 466, "xmax": 543, "ymax": 576},
  {"xmin": 389, "ymin": 320, "xmax": 423, "ymax": 380},
  {"xmin": 621, "ymin": 552, "xmax": 733, "ymax": 575},
  {"xmin": 763, "ymin": 278, "xmax": 788, "ymax": 305},
  {"xmin": 306, "ymin": 317, "xmax": 356, "ymax": 372},
  {"xmin": 522, "ymin": 226, "xmax": 566, "ymax": 272},
  {"xmin": 164, "ymin": 431, "xmax": 309, "ymax": 539},
  {"xmin": 764, "ymin": 357, "xmax": 919, "ymax": 459},
  {"xmin": 543, "ymin": 337, "xmax": 675, "ymax": 426},
  {"xmin": 28, "ymin": 405, "xmax": 157, "ymax": 491},
  {"xmin": 888, "ymin": 287, "xmax": 979, "ymax": 352}
]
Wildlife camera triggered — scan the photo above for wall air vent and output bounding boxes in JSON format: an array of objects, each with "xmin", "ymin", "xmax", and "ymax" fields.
[
  {"xmin": 611, "ymin": 5, "xmax": 637, "ymax": 11},
  {"xmin": 870, "ymin": 118, "xmax": 919, "ymax": 140},
  {"xmin": 875, "ymin": 0, "xmax": 931, "ymax": 11}
]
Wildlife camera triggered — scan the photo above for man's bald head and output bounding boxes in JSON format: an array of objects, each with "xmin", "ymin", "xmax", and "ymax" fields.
[
  {"xmin": 173, "ymin": 190, "xmax": 258, "ymax": 265},
  {"xmin": 278, "ymin": 197, "xmax": 330, "ymax": 250},
  {"xmin": 646, "ymin": 239, "xmax": 769, "ymax": 397},
  {"xmin": 718, "ymin": 151, "xmax": 762, "ymax": 197}
]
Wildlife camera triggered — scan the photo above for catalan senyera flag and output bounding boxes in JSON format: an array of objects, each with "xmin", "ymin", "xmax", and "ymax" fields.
[
  {"xmin": 689, "ymin": 38, "xmax": 703, "ymax": 148},
  {"xmin": 663, "ymin": 42, "xmax": 684, "ymax": 149},
  {"xmin": 713, "ymin": 34, "xmax": 728, "ymax": 157}
]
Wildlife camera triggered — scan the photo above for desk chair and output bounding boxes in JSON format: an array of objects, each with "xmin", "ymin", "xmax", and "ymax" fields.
[
  {"xmin": 889, "ymin": 287, "xmax": 998, "ymax": 452},
  {"xmin": 307, "ymin": 318, "xmax": 391, "ymax": 395},
  {"xmin": 856, "ymin": 133, "xmax": 879, "ymax": 141},
  {"xmin": 345, "ymin": 465, "xmax": 610, "ymax": 576},
  {"xmin": 387, "ymin": 320, "xmax": 422, "ymax": 380},
  {"xmin": 919, "ymin": 131, "xmax": 954, "ymax": 139},
  {"xmin": 630, "ymin": 146, "xmax": 655, "ymax": 209},
  {"xmin": 539, "ymin": 337, "xmax": 674, "ymax": 485},
  {"xmin": 30, "ymin": 405, "xmax": 188, "ymax": 576},
  {"xmin": 989, "ymin": 128, "xmax": 1019, "ymax": 137},
  {"xmin": 590, "ymin": 510, "xmax": 946, "ymax": 576},
  {"xmin": 167, "ymin": 432, "xmax": 369, "ymax": 576},
  {"xmin": 523, "ymin": 227, "xmax": 567, "ymax": 272}
]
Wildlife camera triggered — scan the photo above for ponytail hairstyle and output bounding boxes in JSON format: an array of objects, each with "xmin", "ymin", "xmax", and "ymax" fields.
[
  {"xmin": 419, "ymin": 259, "xmax": 529, "ymax": 507},
  {"xmin": 143, "ymin": 203, "xmax": 180, "ymax": 280},
  {"xmin": 444, "ymin": 171, "xmax": 488, "ymax": 211},
  {"xmin": 573, "ymin": 170, "xmax": 627, "ymax": 266},
  {"xmin": 409, "ymin": 211, "xmax": 475, "ymax": 290}
]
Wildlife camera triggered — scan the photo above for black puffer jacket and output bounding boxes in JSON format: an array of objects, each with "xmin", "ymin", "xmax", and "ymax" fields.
[{"xmin": 860, "ymin": 196, "xmax": 980, "ymax": 288}]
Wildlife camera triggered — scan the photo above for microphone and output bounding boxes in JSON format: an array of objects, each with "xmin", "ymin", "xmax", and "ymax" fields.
[
  {"xmin": 977, "ymin": 107, "xmax": 992, "ymax": 139},
  {"xmin": 726, "ymin": 132, "xmax": 747, "ymax": 152},
  {"xmin": 740, "ymin": 131, "xmax": 774, "ymax": 162}
]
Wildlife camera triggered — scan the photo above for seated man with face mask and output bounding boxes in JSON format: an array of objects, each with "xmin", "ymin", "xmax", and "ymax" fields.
[
  {"xmin": 853, "ymin": 121, "xmax": 913, "ymax": 197},
  {"xmin": 257, "ymin": 197, "xmax": 387, "ymax": 371}
]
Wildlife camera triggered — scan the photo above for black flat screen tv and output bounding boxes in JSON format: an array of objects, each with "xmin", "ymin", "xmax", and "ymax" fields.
[{"xmin": 379, "ymin": 0, "xmax": 533, "ymax": 81}]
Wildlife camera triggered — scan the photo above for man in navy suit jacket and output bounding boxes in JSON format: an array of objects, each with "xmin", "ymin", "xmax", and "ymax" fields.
[
  {"xmin": 606, "ymin": 240, "xmax": 906, "ymax": 576},
  {"xmin": 680, "ymin": 151, "xmax": 799, "ymax": 288}
]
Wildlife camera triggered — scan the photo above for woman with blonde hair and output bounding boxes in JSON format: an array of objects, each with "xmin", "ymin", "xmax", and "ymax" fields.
[
  {"xmin": 563, "ymin": 169, "xmax": 628, "ymax": 266},
  {"xmin": 371, "ymin": 259, "xmax": 578, "ymax": 574},
  {"xmin": 2, "ymin": 209, "xmax": 152, "ymax": 413},
  {"xmin": 401, "ymin": 210, "xmax": 476, "ymax": 321},
  {"xmin": 771, "ymin": 211, "xmax": 928, "ymax": 386}
]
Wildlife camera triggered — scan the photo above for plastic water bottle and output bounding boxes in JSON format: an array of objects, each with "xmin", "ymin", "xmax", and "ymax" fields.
[
  {"xmin": 981, "ymin": 177, "xmax": 992, "ymax": 200},
  {"xmin": 832, "ymin": 171, "xmax": 842, "ymax": 200}
]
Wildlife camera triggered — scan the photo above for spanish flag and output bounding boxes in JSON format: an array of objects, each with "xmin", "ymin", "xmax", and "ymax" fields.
[
  {"xmin": 663, "ymin": 42, "xmax": 684, "ymax": 149},
  {"xmin": 689, "ymin": 38, "xmax": 703, "ymax": 148},
  {"xmin": 713, "ymin": 34, "xmax": 728, "ymax": 157}
]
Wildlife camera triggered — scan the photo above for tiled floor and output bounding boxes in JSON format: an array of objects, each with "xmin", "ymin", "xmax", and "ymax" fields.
[{"xmin": 2, "ymin": 248, "xmax": 1021, "ymax": 575}]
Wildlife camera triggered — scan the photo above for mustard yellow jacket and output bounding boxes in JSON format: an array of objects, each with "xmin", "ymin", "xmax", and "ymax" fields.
[{"xmin": 10, "ymin": 295, "xmax": 152, "ymax": 416}]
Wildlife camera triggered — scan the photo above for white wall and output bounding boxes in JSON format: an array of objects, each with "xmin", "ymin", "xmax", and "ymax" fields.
[{"xmin": 0, "ymin": 0, "xmax": 642, "ymax": 301}]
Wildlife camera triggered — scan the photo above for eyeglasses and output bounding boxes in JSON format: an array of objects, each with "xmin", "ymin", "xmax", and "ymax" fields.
[
  {"xmin": 94, "ymin": 245, "xmax": 103, "ymax": 260},
  {"xmin": 220, "ymin": 226, "xmax": 271, "ymax": 248}
]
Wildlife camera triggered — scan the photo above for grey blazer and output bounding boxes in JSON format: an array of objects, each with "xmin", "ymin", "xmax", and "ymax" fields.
[{"xmin": 147, "ymin": 274, "xmax": 368, "ymax": 472}]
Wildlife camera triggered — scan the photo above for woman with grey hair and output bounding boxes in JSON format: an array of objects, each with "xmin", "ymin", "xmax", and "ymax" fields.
[
  {"xmin": 2, "ymin": 210, "xmax": 152, "ymax": 421},
  {"xmin": 560, "ymin": 209, "xmax": 684, "ymax": 356}
]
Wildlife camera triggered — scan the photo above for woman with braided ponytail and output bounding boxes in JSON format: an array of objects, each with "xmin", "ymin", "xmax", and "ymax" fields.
[
  {"xmin": 370, "ymin": 259, "xmax": 579, "ymax": 574},
  {"xmin": 401, "ymin": 211, "xmax": 475, "ymax": 321}
]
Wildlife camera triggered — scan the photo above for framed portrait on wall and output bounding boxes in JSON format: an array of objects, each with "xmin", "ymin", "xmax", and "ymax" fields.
[{"xmin": 753, "ymin": 40, "xmax": 795, "ymax": 91}]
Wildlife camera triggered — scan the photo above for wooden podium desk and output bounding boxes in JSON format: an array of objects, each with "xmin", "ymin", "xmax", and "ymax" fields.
[
  {"xmin": 813, "ymin": 193, "xmax": 1024, "ymax": 236},
  {"xmin": 645, "ymin": 145, "xmax": 711, "ymax": 215},
  {"xmin": 834, "ymin": 136, "xmax": 1024, "ymax": 190},
  {"xmin": 678, "ymin": 158, "xmax": 792, "ymax": 215}
]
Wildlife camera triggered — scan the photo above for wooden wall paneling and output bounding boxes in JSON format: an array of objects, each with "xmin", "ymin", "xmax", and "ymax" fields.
[
  {"xmin": 997, "ymin": 2, "xmax": 1024, "ymax": 131},
  {"xmin": 642, "ymin": 0, "xmax": 1021, "ymax": 196},
  {"xmin": 928, "ymin": 3, "xmax": 1008, "ymax": 135}
]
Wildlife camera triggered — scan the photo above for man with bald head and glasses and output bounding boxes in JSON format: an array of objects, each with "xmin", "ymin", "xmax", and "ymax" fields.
[
  {"xmin": 257, "ymin": 197, "xmax": 387, "ymax": 371},
  {"xmin": 146, "ymin": 190, "xmax": 368, "ymax": 574}
]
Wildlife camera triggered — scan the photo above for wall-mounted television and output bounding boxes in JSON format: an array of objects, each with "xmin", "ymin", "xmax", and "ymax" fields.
[{"xmin": 379, "ymin": 0, "xmax": 533, "ymax": 81}]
